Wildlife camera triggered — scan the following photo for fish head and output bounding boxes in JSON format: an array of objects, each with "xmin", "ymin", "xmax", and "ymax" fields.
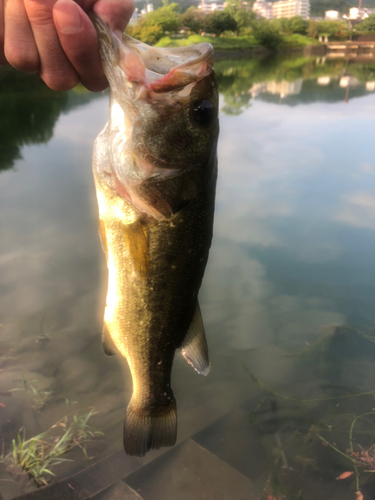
[{"xmin": 93, "ymin": 15, "xmax": 219, "ymax": 220}]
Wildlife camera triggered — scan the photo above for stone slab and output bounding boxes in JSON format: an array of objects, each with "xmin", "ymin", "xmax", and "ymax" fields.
[
  {"xmin": 91, "ymin": 481, "xmax": 143, "ymax": 500},
  {"xmin": 125, "ymin": 439, "xmax": 259, "ymax": 500}
]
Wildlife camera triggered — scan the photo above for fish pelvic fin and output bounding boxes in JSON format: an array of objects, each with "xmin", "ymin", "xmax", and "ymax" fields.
[
  {"xmin": 123, "ymin": 396, "xmax": 177, "ymax": 457},
  {"xmin": 102, "ymin": 322, "xmax": 119, "ymax": 357},
  {"xmin": 180, "ymin": 302, "xmax": 210, "ymax": 376}
]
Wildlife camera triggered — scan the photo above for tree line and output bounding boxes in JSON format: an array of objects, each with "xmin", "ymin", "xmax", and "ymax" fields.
[{"xmin": 126, "ymin": 0, "xmax": 375, "ymax": 47}]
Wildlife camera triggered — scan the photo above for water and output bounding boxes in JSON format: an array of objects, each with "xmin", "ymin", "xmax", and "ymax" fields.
[{"xmin": 1, "ymin": 55, "xmax": 375, "ymax": 499}]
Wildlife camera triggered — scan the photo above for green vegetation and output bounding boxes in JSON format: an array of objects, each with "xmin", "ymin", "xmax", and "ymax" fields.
[
  {"xmin": 9, "ymin": 376, "xmax": 53, "ymax": 411},
  {"xmin": 1, "ymin": 409, "xmax": 103, "ymax": 487},
  {"xmin": 127, "ymin": 1, "xmax": 365, "ymax": 52},
  {"xmin": 357, "ymin": 14, "xmax": 375, "ymax": 31},
  {"xmin": 155, "ymin": 34, "xmax": 260, "ymax": 49}
]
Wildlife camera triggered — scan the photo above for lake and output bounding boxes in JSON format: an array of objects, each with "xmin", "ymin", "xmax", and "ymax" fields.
[{"xmin": 1, "ymin": 53, "xmax": 375, "ymax": 500}]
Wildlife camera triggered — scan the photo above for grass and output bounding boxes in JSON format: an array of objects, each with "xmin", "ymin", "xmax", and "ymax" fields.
[
  {"xmin": 281, "ymin": 34, "xmax": 320, "ymax": 47},
  {"xmin": 155, "ymin": 34, "xmax": 318, "ymax": 51},
  {"xmin": 1, "ymin": 409, "xmax": 104, "ymax": 486},
  {"xmin": 9, "ymin": 376, "xmax": 53, "ymax": 410},
  {"xmin": 155, "ymin": 34, "xmax": 260, "ymax": 50}
]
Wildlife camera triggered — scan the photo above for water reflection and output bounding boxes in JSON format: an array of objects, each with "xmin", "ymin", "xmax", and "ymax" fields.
[
  {"xmin": 216, "ymin": 56, "xmax": 375, "ymax": 114},
  {"xmin": 1, "ymin": 57, "xmax": 375, "ymax": 498},
  {"xmin": 0, "ymin": 68, "xmax": 102, "ymax": 172}
]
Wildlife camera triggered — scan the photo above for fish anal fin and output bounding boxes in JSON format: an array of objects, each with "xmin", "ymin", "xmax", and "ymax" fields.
[
  {"xmin": 122, "ymin": 220, "xmax": 149, "ymax": 279},
  {"xmin": 181, "ymin": 302, "xmax": 210, "ymax": 376},
  {"xmin": 102, "ymin": 322, "xmax": 119, "ymax": 357}
]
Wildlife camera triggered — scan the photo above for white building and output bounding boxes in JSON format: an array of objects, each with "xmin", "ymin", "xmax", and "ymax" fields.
[
  {"xmin": 325, "ymin": 10, "xmax": 340, "ymax": 20},
  {"xmin": 272, "ymin": 0, "xmax": 310, "ymax": 19},
  {"xmin": 349, "ymin": 7, "xmax": 375, "ymax": 19},
  {"xmin": 199, "ymin": 0, "xmax": 225, "ymax": 13},
  {"xmin": 252, "ymin": 0, "xmax": 273, "ymax": 19}
]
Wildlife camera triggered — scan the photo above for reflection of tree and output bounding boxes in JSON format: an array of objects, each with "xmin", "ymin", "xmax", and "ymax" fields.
[
  {"xmin": 215, "ymin": 56, "xmax": 375, "ymax": 114},
  {"xmin": 0, "ymin": 69, "xmax": 103, "ymax": 173},
  {"xmin": 0, "ymin": 68, "xmax": 68, "ymax": 172}
]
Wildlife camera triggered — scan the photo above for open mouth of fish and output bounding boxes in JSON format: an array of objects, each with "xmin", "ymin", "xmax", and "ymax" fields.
[{"xmin": 92, "ymin": 14, "xmax": 214, "ymax": 95}]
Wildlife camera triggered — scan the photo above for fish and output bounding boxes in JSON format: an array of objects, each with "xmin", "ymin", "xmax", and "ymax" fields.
[{"xmin": 91, "ymin": 15, "xmax": 219, "ymax": 457}]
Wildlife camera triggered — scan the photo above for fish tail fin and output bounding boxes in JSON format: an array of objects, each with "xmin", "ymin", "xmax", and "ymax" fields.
[{"xmin": 123, "ymin": 396, "xmax": 177, "ymax": 457}]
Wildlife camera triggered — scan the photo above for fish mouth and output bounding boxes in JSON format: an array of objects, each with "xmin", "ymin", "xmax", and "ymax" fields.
[{"xmin": 92, "ymin": 14, "xmax": 213, "ymax": 93}]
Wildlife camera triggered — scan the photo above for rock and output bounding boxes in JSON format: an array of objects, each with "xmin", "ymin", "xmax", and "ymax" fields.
[{"xmin": 57, "ymin": 356, "xmax": 98, "ymax": 395}]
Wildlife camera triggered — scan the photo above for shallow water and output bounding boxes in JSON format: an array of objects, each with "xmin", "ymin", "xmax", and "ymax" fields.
[{"xmin": 1, "ymin": 55, "xmax": 375, "ymax": 499}]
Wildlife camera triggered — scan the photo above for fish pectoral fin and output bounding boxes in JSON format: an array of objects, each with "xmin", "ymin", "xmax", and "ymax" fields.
[
  {"xmin": 122, "ymin": 220, "xmax": 149, "ymax": 279},
  {"xmin": 180, "ymin": 302, "xmax": 210, "ymax": 376},
  {"xmin": 102, "ymin": 322, "xmax": 119, "ymax": 357}
]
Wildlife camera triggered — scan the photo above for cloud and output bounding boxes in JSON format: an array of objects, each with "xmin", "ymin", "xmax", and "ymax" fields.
[{"xmin": 335, "ymin": 191, "xmax": 375, "ymax": 229}]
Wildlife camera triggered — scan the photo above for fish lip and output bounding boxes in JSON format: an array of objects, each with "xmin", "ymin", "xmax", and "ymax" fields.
[{"xmin": 91, "ymin": 14, "xmax": 214, "ymax": 92}]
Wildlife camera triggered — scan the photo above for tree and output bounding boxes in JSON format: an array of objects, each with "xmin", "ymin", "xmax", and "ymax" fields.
[
  {"xmin": 307, "ymin": 19, "xmax": 319, "ymax": 38},
  {"xmin": 252, "ymin": 20, "xmax": 282, "ymax": 49},
  {"xmin": 181, "ymin": 8, "xmax": 206, "ymax": 33},
  {"xmin": 225, "ymin": 0, "xmax": 256, "ymax": 35},
  {"xmin": 142, "ymin": 2, "xmax": 181, "ymax": 33},
  {"xmin": 233, "ymin": 9, "xmax": 257, "ymax": 33},
  {"xmin": 289, "ymin": 16, "xmax": 308, "ymax": 35},
  {"xmin": 316, "ymin": 20, "xmax": 348, "ymax": 38},
  {"xmin": 357, "ymin": 14, "xmax": 375, "ymax": 31},
  {"xmin": 127, "ymin": 2, "xmax": 181, "ymax": 44},
  {"xmin": 204, "ymin": 11, "xmax": 237, "ymax": 36},
  {"xmin": 128, "ymin": 23, "xmax": 164, "ymax": 45}
]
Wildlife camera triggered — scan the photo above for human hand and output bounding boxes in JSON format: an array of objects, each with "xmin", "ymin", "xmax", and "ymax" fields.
[{"xmin": 0, "ymin": 0, "xmax": 134, "ymax": 91}]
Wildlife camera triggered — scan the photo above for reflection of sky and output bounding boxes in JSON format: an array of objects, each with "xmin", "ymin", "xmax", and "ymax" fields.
[{"xmin": 205, "ymin": 91, "xmax": 375, "ymax": 352}]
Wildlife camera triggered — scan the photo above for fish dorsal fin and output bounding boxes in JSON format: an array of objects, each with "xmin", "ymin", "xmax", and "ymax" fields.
[
  {"xmin": 181, "ymin": 303, "xmax": 210, "ymax": 376},
  {"xmin": 122, "ymin": 220, "xmax": 149, "ymax": 279},
  {"xmin": 102, "ymin": 322, "xmax": 119, "ymax": 356}
]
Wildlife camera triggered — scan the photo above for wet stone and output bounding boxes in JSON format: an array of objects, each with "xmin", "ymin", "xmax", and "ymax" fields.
[
  {"xmin": 57, "ymin": 356, "xmax": 98, "ymax": 394},
  {"xmin": 126, "ymin": 439, "xmax": 259, "ymax": 500},
  {"xmin": 92, "ymin": 481, "xmax": 144, "ymax": 500},
  {"xmin": 0, "ymin": 467, "xmax": 24, "ymax": 500}
]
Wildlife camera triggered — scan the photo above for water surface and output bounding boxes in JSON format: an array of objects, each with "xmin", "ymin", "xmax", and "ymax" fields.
[{"xmin": 1, "ymin": 55, "xmax": 375, "ymax": 499}]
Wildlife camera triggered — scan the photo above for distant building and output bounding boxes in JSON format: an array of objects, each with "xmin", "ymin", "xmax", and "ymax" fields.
[
  {"xmin": 130, "ymin": 3, "xmax": 153, "ymax": 22},
  {"xmin": 199, "ymin": 0, "xmax": 225, "ymax": 13},
  {"xmin": 250, "ymin": 79, "xmax": 303, "ymax": 98},
  {"xmin": 272, "ymin": 0, "xmax": 310, "ymax": 19},
  {"xmin": 349, "ymin": 7, "xmax": 375, "ymax": 20},
  {"xmin": 140, "ymin": 3, "xmax": 154, "ymax": 15},
  {"xmin": 129, "ymin": 8, "xmax": 140, "ymax": 24},
  {"xmin": 252, "ymin": 0, "xmax": 273, "ymax": 19},
  {"xmin": 325, "ymin": 10, "xmax": 340, "ymax": 20}
]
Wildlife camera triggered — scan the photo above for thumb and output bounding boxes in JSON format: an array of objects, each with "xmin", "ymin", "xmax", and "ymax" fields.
[{"xmin": 92, "ymin": 0, "xmax": 134, "ymax": 38}]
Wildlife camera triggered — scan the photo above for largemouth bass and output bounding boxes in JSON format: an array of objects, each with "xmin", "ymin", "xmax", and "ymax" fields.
[{"xmin": 91, "ymin": 15, "xmax": 219, "ymax": 457}]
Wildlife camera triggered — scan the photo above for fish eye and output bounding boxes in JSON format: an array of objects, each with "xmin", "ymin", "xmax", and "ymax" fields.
[{"xmin": 192, "ymin": 100, "xmax": 215, "ymax": 128}]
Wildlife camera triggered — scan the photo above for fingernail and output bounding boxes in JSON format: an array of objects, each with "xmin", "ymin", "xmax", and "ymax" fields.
[{"xmin": 54, "ymin": 0, "xmax": 83, "ymax": 34}]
